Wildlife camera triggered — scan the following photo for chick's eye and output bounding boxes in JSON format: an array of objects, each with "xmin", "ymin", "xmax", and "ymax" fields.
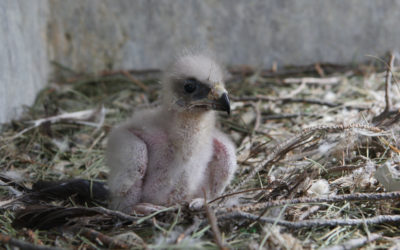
[{"xmin": 184, "ymin": 80, "xmax": 197, "ymax": 94}]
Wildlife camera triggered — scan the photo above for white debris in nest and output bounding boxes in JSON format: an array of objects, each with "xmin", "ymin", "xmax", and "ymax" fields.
[
  {"xmin": 2, "ymin": 170, "xmax": 24, "ymax": 183},
  {"xmin": 261, "ymin": 225, "xmax": 303, "ymax": 250},
  {"xmin": 241, "ymin": 109, "xmax": 256, "ymax": 125},
  {"xmin": 225, "ymin": 196, "xmax": 240, "ymax": 208},
  {"xmin": 154, "ymin": 226, "xmax": 200, "ymax": 247},
  {"xmin": 307, "ymin": 179, "xmax": 330, "ymax": 197},
  {"xmin": 375, "ymin": 161, "xmax": 400, "ymax": 191},
  {"xmin": 318, "ymin": 142, "xmax": 336, "ymax": 155},
  {"xmin": 324, "ymin": 91, "xmax": 336, "ymax": 102},
  {"xmin": 352, "ymin": 161, "xmax": 377, "ymax": 188},
  {"xmin": 51, "ymin": 137, "xmax": 69, "ymax": 152}
]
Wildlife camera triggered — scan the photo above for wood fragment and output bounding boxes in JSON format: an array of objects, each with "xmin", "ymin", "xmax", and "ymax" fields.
[
  {"xmin": 75, "ymin": 227, "xmax": 130, "ymax": 249},
  {"xmin": 122, "ymin": 70, "xmax": 149, "ymax": 92},
  {"xmin": 232, "ymin": 95, "xmax": 340, "ymax": 107},
  {"xmin": 324, "ymin": 233, "xmax": 382, "ymax": 250},
  {"xmin": 283, "ymin": 76, "xmax": 340, "ymax": 85},
  {"xmin": 0, "ymin": 233, "xmax": 60, "ymax": 250},
  {"xmin": 219, "ymin": 211, "xmax": 400, "ymax": 229},
  {"xmin": 217, "ymin": 191, "xmax": 400, "ymax": 213},
  {"xmin": 203, "ymin": 190, "xmax": 227, "ymax": 250},
  {"xmin": 232, "ymin": 95, "xmax": 367, "ymax": 110},
  {"xmin": 384, "ymin": 54, "xmax": 396, "ymax": 112},
  {"xmin": 7, "ymin": 107, "xmax": 107, "ymax": 140}
]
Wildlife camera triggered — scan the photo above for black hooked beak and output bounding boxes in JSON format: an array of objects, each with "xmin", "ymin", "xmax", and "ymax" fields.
[{"xmin": 216, "ymin": 93, "xmax": 231, "ymax": 115}]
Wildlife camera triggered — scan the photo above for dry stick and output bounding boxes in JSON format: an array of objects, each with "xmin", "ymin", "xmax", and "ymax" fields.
[
  {"xmin": 384, "ymin": 54, "xmax": 396, "ymax": 112},
  {"xmin": 283, "ymin": 76, "xmax": 341, "ymax": 85},
  {"xmin": 74, "ymin": 227, "xmax": 130, "ymax": 249},
  {"xmin": 324, "ymin": 233, "xmax": 382, "ymax": 250},
  {"xmin": 203, "ymin": 190, "xmax": 227, "ymax": 250},
  {"xmin": 122, "ymin": 70, "xmax": 149, "ymax": 92},
  {"xmin": 228, "ymin": 123, "xmax": 383, "ymax": 193},
  {"xmin": 232, "ymin": 95, "xmax": 340, "ymax": 107},
  {"xmin": 219, "ymin": 211, "xmax": 400, "ymax": 229},
  {"xmin": 7, "ymin": 107, "xmax": 107, "ymax": 140},
  {"xmin": 228, "ymin": 128, "xmax": 316, "ymax": 193},
  {"xmin": 232, "ymin": 95, "xmax": 368, "ymax": 111},
  {"xmin": 262, "ymin": 113, "xmax": 316, "ymax": 120},
  {"xmin": 217, "ymin": 191, "xmax": 400, "ymax": 213},
  {"xmin": 89, "ymin": 206, "xmax": 139, "ymax": 222},
  {"xmin": 0, "ymin": 233, "xmax": 61, "ymax": 250},
  {"xmin": 208, "ymin": 187, "xmax": 273, "ymax": 204},
  {"xmin": 251, "ymin": 102, "xmax": 261, "ymax": 132}
]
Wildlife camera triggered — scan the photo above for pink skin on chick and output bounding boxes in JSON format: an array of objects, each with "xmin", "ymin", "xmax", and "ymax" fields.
[{"xmin": 106, "ymin": 53, "xmax": 237, "ymax": 214}]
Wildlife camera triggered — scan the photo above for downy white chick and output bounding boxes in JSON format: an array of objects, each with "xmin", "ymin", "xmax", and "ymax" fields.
[{"xmin": 107, "ymin": 53, "xmax": 237, "ymax": 214}]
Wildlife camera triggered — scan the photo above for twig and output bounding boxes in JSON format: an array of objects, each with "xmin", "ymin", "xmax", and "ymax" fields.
[
  {"xmin": 373, "ymin": 53, "xmax": 398, "ymax": 125},
  {"xmin": 219, "ymin": 211, "xmax": 400, "ymax": 229},
  {"xmin": 0, "ymin": 179, "xmax": 23, "ymax": 197},
  {"xmin": 101, "ymin": 68, "xmax": 161, "ymax": 76},
  {"xmin": 89, "ymin": 206, "xmax": 139, "ymax": 222},
  {"xmin": 233, "ymin": 95, "xmax": 368, "ymax": 111},
  {"xmin": 74, "ymin": 227, "xmax": 130, "ymax": 249},
  {"xmin": 251, "ymin": 102, "xmax": 261, "ymax": 132},
  {"xmin": 298, "ymin": 205, "xmax": 320, "ymax": 220},
  {"xmin": 232, "ymin": 95, "xmax": 340, "ymax": 107},
  {"xmin": 203, "ymin": 190, "xmax": 227, "ymax": 250},
  {"xmin": 229, "ymin": 123, "xmax": 384, "ymax": 193},
  {"xmin": 8, "ymin": 107, "xmax": 107, "ymax": 140},
  {"xmin": 122, "ymin": 70, "xmax": 149, "ymax": 92},
  {"xmin": 262, "ymin": 113, "xmax": 317, "ymax": 120},
  {"xmin": 175, "ymin": 217, "xmax": 203, "ymax": 244},
  {"xmin": 208, "ymin": 187, "xmax": 272, "ymax": 204},
  {"xmin": 0, "ymin": 233, "xmax": 60, "ymax": 250},
  {"xmin": 228, "ymin": 128, "xmax": 316, "ymax": 193},
  {"xmin": 282, "ymin": 78, "xmax": 307, "ymax": 98},
  {"xmin": 323, "ymin": 164, "xmax": 364, "ymax": 175},
  {"xmin": 384, "ymin": 53, "xmax": 395, "ymax": 112},
  {"xmin": 217, "ymin": 191, "xmax": 400, "ymax": 213},
  {"xmin": 324, "ymin": 233, "xmax": 382, "ymax": 250},
  {"xmin": 283, "ymin": 76, "xmax": 341, "ymax": 85}
]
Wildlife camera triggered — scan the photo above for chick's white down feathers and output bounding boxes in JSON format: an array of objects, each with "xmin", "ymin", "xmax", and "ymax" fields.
[{"xmin": 106, "ymin": 53, "xmax": 237, "ymax": 213}]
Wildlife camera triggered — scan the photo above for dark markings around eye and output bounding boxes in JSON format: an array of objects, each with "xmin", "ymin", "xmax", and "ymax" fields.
[{"xmin": 183, "ymin": 78, "xmax": 211, "ymax": 100}]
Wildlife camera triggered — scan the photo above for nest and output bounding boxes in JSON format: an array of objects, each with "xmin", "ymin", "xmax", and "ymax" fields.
[{"xmin": 1, "ymin": 56, "xmax": 400, "ymax": 249}]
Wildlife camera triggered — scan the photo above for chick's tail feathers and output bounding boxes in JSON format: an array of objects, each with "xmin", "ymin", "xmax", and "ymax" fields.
[{"xmin": 27, "ymin": 179, "xmax": 109, "ymax": 206}]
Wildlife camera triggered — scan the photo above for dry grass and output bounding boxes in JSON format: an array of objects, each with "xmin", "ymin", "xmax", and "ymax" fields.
[{"xmin": 1, "ymin": 58, "xmax": 400, "ymax": 249}]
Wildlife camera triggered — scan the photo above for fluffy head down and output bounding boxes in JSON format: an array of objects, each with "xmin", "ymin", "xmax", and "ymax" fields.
[{"xmin": 162, "ymin": 53, "xmax": 229, "ymax": 113}]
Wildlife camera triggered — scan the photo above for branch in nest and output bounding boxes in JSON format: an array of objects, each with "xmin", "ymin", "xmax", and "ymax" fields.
[
  {"xmin": 324, "ymin": 233, "xmax": 382, "ymax": 250},
  {"xmin": 385, "ymin": 54, "xmax": 396, "ymax": 112},
  {"xmin": 0, "ymin": 233, "xmax": 59, "ymax": 250},
  {"xmin": 228, "ymin": 123, "xmax": 383, "ymax": 193},
  {"xmin": 73, "ymin": 227, "xmax": 131, "ymax": 249},
  {"xmin": 232, "ymin": 95, "xmax": 340, "ymax": 107},
  {"xmin": 217, "ymin": 191, "xmax": 400, "ymax": 213},
  {"xmin": 231, "ymin": 95, "xmax": 367, "ymax": 110},
  {"xmin": 7, "ymin": 107, "xmax": 107, "ymax": 140},
  {"xmin": 283, "ymin": 76, "xmax": 341, "ymax": 85},
  {"xmin": 373, "ymin": 53, "xmax": 398, "ymax": 125},
  {"xmin": 219, "ymin": 211, "xmax": 400, "ymax": 229},
  {"xmin": 203, "ymin": 190, "xmax": 227, "ymax": 250}
]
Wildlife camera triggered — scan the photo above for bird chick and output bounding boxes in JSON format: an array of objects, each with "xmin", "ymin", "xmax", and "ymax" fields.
[{"xmin": 107, "ymin": 53, "xmax": 237, "ymax": 214}]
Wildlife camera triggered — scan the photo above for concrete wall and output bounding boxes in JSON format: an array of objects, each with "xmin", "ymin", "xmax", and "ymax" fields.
[
  {"xmin": 1, "ymin": 0, "xmax": 400, "ymax": 123},
  {"xmin": 0, "ymin": 0, "xmax": 48, "ymax": 123},
  {"xmin": 48, "ymin": 0, "xmax": 400, "ymax": 72}
]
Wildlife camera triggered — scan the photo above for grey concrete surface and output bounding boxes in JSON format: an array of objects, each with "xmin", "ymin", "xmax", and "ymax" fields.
[
  {"xmin": 0, "ymin": 0, "xmax": 48, "ymax": 124},
  {"xmin": 48, "ymin": 0, "xmax": 400, "ymax": 72},
  {"xmin": 2, "ymin": 0, "xmax": 400, "ymax": 123}
]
